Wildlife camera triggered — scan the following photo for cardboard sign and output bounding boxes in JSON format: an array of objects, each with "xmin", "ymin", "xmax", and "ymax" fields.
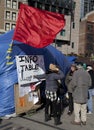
[
  {"xmin": 16, "ymin": 55, "xmax": 45, "ymax": 85},
  {"xmin": 14, "ymin": 84, "xmax": 42, "ymax": 115}
]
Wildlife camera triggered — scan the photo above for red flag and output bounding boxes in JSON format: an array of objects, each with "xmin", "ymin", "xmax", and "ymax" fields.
[{"xmin": 13, "ymin": 4, "xmax": 65, "ymax": 48}]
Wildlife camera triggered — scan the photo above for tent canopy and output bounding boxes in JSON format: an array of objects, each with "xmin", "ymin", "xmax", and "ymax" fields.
[{"xmin": 0, "ymin": 30, "xmax": 71, "ymax": 116}]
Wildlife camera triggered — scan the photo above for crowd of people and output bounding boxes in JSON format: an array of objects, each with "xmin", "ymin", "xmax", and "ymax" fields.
[
  {"xmin": 1, "ymin": 62, "xmax": 94, "ymax": 126},
  {"xmin": 37, "ymin": 62, "xmax": 94, "ymax": 126}
]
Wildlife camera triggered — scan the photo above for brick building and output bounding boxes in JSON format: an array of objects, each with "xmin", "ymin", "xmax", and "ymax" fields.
[
  {"xmin": 0, "ymin": 0, "xmax": 94, "ymax": 56},
  {"xmin": 79, "ymin": 11, "xmax": 94, "ymax": 56},
  {"xmin": 0, "ymin": 0, "xmax": 27, "ymax": 34}
]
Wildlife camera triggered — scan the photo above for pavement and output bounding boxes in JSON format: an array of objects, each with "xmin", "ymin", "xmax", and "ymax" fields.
[{"xmin": 0, "ymin": 97, "xmax": 94, "ymax": 130}]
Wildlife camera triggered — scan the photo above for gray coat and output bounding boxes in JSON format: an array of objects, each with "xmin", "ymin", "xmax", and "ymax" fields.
[
  {"xmin": 69, "ymin": 68, "xmax": 91, "ymax": 103},
  {"xmin": 65, "ymin": 70, "xmax": 73, "ymax": 93}
]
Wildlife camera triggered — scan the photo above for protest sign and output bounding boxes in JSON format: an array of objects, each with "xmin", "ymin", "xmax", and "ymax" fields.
[{"xmin": 16, "ymin": 55, "xmax": 45, "ymax": 85}]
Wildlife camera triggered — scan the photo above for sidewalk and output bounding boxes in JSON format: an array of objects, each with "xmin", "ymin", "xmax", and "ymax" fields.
[{"xmin": 0, "ymin": 98, "xmax": 94, "ymax": 130}]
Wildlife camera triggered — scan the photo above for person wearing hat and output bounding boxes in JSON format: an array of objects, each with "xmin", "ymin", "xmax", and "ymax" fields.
[
  {"xmin": 35, "ymin": 63, "xmax": 64, "ymax": 125},
  {"xmin": 87, "ymin": 65, "xmax": 94, "ymax": 114},
  {"xmin": 68, "ymin": 65, "xmax": 91, "ymax": 125}
]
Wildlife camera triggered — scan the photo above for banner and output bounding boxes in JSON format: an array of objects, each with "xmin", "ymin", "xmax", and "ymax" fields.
[
  {"xmin": 16, "ymin": 55, "xmax": 45, "ymax": 85},
  {"xmin": 13, "ymin": 3, "xmax": 65, "ymax": 48}
]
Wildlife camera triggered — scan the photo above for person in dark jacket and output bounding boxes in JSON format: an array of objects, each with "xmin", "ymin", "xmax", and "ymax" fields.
[
  {"xmin": 65, "ymin": 64, "xmax": 77, "ymax": 115},
  {"xmin": 35, "ymin": 63, "xmax": 64, "ymax": 125},
  {"xmin": 87, "ymin": 65, "xmax": 94, "ymax": 114}
]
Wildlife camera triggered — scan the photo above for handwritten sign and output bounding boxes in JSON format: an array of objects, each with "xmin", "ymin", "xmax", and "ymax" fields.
[{"xmin": 16, "ymin": 55, "xmax": 45, "ymax": 85}]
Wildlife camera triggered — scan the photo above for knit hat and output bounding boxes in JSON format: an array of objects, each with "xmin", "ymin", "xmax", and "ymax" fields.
[
  {"xmin": 87, "ymin": 66, "xmax": 92, "ymax": 71},
  {"xmin": 83, "ymin": 63, "xmax": 87, "ymax": 70},
  {"xmin": 49, "ymin": 64, "xmax": 56, "ymax": 70},
  {"xmin": 77, "ymin": 64, "xmax": 82, "ymax": 69},
  {"xmin": 71, "ymin": 63, "xmax": 77, "ymax": 67},
  {"xmin": 49, "ymin": 63, "xmax": 59, "ymax": 71}
]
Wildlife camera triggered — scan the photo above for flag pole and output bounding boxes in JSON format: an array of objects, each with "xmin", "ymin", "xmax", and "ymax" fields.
[{"xmin": 55, "ymin": 35, "xmax": 57, "ymax": 48}]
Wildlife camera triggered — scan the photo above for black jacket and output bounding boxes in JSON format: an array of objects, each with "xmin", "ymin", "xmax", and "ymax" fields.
[
  {"xmin": 88, "ymin": 70, "xmax": 94, "ymax": 89},
  {"xmin": 36, "ymin": 70, "xmax": 64, "ymax": 92}
]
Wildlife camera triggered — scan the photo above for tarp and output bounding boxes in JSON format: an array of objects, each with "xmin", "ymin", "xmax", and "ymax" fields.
[
  {"xmin": 0, "ymin": 30, "xmax": 72, "ymax": 116},
  {"xmin": 66, "ymin": 55, "xmax": 77, "ymax": 63}
]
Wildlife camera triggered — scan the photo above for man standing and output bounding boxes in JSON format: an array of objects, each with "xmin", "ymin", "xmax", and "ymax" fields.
[
  {"xmin": 87, "ymin": 65, "xmax": 94, "ymax": 114},
  {"xmin": 69, "ymin": 65, "xmax": 91, "ymax": 125},
  {"xmin": 65, "ymin": 64, "xmax": 77, "ymax": 115}
]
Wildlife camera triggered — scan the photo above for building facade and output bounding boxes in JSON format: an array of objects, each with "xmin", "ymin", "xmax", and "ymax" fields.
[
  {"xmin": 79, "ymin": 11, "xmax": 94, "ymax": 57},
  {"xmin": 65, "ymin": 0, "xmax": 80, "ymax": 55},
  {"xmin": 81, "ymin": 0, "xmax": 94, "ymax": 18},
  {"xmin": 0, "ymin": 0, "xmax": 94, "ymax": 55},
  {"xmin": 0, "ymin": 0, "xmax": 27, "ymax": 34},
  {"xmin": 79, "ymin": 0, "xmax": 94, "ymax": 57},
  {"xmin": 27, "ymin": 0, "xmax": 80, "ymax": 55}
]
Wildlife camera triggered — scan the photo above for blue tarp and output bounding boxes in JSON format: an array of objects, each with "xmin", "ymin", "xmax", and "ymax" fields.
[
  {"xmin": 66, "ymin": 55, "xmax": 77, "ymax": 63},
  {"xmin": 0, "ymin": 30, "xmax": 72, "ymax": 116}
]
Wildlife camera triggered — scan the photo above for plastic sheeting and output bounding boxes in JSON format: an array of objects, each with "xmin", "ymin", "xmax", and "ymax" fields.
[
  {"xmin": 0, "ymin": 30, "xmax": 71, "ymax": 116},
  {"xmin": 66, "ymin": 55, "xmax": 77, "ymax": 63}
]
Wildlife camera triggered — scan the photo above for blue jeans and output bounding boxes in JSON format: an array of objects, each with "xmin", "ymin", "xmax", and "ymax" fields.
[
  {"xmin": 92, "ymin": 89, "xmax": 94, "ymax": 96},
  {"xmin": 87, "ymin": 89, "xmax": 93, "ymax": 112}
]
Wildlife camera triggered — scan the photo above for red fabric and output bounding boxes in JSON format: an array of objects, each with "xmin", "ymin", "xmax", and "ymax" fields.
[{"xmin": 13, "ymin": 4, "xmax": 65, "ymax": 48}]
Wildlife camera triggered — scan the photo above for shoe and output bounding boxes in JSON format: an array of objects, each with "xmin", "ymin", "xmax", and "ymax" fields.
[
  {"xmin": 87, "ymin": 111, "xmax": 92, "ymax": 114},
  {"xmin": 1, "ymin": 116, "xmax": 10, "ymax": 119},
  {"xmin": 45, "ymin": 117, "xmax": 51, "ymax": 122},
  {"xmin": 45, "ymin": 114, "xmax": 51, "ymax": 122},
  {"xmin": 81, "ymin": 121, "xmax": 86, "ymax": 125},
  {"xmin": 1, "ymin": 113, "xmax": 17, "ymax": 120},
  {"xmin": 55, "ymin": 121, "xmax": 62, "ymax": 125},
  {"xmin": 71, "ymin": 120, "xmax": 81, "ymax": 125},
  {"xmin": 0, "ymin": 118, "xmax": 2, "ymax": 124},
  {"xmin": 54, "ymin": 117, "xmax": 62, "ymax": 125}
]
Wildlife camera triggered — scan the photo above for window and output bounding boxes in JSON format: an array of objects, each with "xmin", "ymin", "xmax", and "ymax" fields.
[
  {"xmin": 37, "ymin": 3, "xmax": 42, "ymax": 9},
  {"xmin": 84, "ymin": 1, "xmax": 89, "ymax": 16},
  {"xmin": 12, "ymin": 12, "xmax": 16, "ymax": 21},
  {"xmin": 11, "ymin": 24, "xmax": 16, "ymax": 29},
  {"xmin": 89, "ymin": 0, "xmax": 94, "ymax": 11},
  {"xmin": 57, "ymin": 43, "xmax": 62, "ymax": 47},
  {"xmin": 56, "ymin": 40, "xmax": 62, "ymax": 47},
  {"xmin": 71, "ymin": 42, "xmax": 74, "ymax": 48},
  {"xmin": 51, "ymin": 6, "xmax": 56, "ymax": 12},
  {"xmin": 5, "ymin": 23, "xmax": 10, "ymax": 31},
  {"xmin": 12, "ymin": 0, "xmax": 17, "ymax": 9},
  {"xmin": 6, "ymin": 11, "xmax": 10, "ymax": 20},
  {"xmin": 6, "ymin": 0, "xmax": 11, "ymax": 8},
  {"xmin": 87, "ymin": 34, "xmax": 93, "ymax": 43},
  {"xmin": 46, "ymin": 0, "xmax": 51, "ymax": 4},
  {"xmin": 58, "ymin": 7, "xmax": 64, "ymax": 14},
  {"xmin": 72, "ymin": 22, "xmax": 75, "ymax": 29},
  {"xmin": 60, "ymin": 29, "xmax": 65, "ymax": 36},
  {"xmin": 87, "ymin": 24, "xmax": 93, "ymax": 31},
  {"xmin": 39, "ymin": 0, "xmax": 44, "ymax": 2},
  {"xmin": 45, "ymin": 4, "xmax": 50, "ymax": 11}
]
